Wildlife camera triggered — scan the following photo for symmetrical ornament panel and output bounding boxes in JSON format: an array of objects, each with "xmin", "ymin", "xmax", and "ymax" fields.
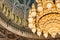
[{"xmin": 28, "ymin": 0, "xmax": 60, "ymax": 38}]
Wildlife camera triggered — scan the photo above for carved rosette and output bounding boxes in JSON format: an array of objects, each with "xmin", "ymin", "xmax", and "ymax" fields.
[{"xmin": 28, "ymin": 0, "xmax": 60, "ymax": 38}]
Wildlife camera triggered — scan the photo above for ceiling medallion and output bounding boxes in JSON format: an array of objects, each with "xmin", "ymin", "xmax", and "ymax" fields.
[{"xmin": 28, "ymin": 0, "xmax": 60, "ymax": 38}]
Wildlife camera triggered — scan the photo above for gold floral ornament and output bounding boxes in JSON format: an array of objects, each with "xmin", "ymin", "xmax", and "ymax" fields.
[
  {"xmin": 36, "ymin": 0, "xmax": 43, "ymax": 37},
  {"xmin": 28, "ymin": 4, "xmax": 37, "ymax": 34},
  {"xmin": 28, "ymin": 0, "xmax": 60, "ymax": 38}
]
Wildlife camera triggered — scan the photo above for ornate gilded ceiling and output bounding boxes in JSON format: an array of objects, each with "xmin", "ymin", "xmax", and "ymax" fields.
[{"xmin": 0, "ymin": 0, "xmax": 60, "ymax": 39}]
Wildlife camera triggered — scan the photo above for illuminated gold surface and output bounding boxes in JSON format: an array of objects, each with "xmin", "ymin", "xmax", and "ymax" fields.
[{"xmin": 28, "ymin": 0, "xmax": 60, "ymax": 38}]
